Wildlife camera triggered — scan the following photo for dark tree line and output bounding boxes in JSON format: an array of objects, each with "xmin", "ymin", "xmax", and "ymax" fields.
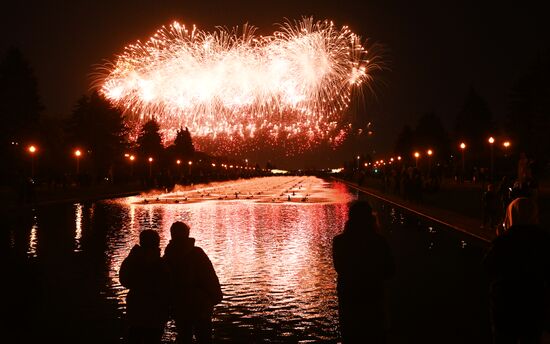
[
  {"xmin": 392, "ymin": 48, "xmax": 550, "ymax": 180},
  {"xmin": 67, "ymin": 93, "xmax": 128, "ymax": 179},
  {"xmin": 505, "ymin": 49, "xmax": 550, "ymax": 167},
  {"xmin": 0, "ymin": 47, "xmax": 258, "ymax": 190},
  {"xmin": 0, "ymin": 47, "xmax": 43, "ymax": 180}
]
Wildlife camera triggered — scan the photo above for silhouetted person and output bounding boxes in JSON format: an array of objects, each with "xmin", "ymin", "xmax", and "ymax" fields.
[
  {"xmin": 119, "ymin": 230, "xmax": 169, "ymax": 344},
  {"xmin": 333, "ymin": 200, "xmax": 395, "ymax": 343},
  {"xmin": 483, "ymin": 197, "xmax": 550, "ymax": 344},
  {"xmin": 163, "ymin": 222, "xmax": 223, "ymax": 344}
]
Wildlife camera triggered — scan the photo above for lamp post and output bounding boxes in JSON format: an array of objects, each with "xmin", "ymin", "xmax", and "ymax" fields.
[
  {"xmin": 74, "ymin": 149, "xmax": 82, "ymax": 174},
  {"xmin": 148, "ymin": 157, "xmax": 153, "ymax": 178},
  {"xmin": 414, "ymin": 151, "xmax": 420, "ymax": 168},
  {"xmin": 188, "ymin": 160, "xmax": 193, "ymax": 176},
  {"xmin": 488, "ymin": 136, "xmax": 495, "ymax": 181},
  {"xmin": 460, "ymin": 142, "xmax": 466, "ymax": 182},
  {"xmin": 28, "ymin": 145, "xmax": 37, "ymax": 178},
  {"xmin": 427, "ymin": 149, "xmax": 433, "ymax": 176},
  {"xmin": 176, "ymin": 159, "xmax": 181, "ymax": 178},
  {"xmin": 129, "ymin": 155, "xmax": 135, "ymax": 177},
  {"xmin": 503, "ymin": 141, "xmax": 511, "ymax": 156}
]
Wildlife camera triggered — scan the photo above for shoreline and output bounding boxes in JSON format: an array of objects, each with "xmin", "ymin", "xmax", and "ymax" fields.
[{"xmin": 334, "ymin": 177, "xmax": 495, "ymax": 243}]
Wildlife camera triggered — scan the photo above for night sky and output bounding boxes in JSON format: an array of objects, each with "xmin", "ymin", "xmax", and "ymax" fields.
[{"xmin": 1, "ymin": 1, "xmax": 548, "ymax": 169}]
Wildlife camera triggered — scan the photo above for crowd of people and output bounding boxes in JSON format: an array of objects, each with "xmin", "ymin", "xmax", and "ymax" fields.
[{"xmin": 481, "ymin": 153, "xmax": 541, "ymax": 232}]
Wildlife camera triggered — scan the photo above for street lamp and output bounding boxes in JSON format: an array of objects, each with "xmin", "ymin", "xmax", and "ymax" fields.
[
  {"xmin": 488, "ymin": 136, "xmax": 495, "ymax": 181},
  {"xmin": 175, "ymin": 159, "xmax": 181, "ymax": 178},
  {"xmin": 502, "ymin": 140, "xmax": 511, "ymax": 158},
  {"xmin": 188, "ymin": 160, "xmax": 193, "ymax": 175},
  {"xmin": 129, "ymin": 155, "xmax": 135, "ymax": 177},
  {"xmin": 460, "ymin": 142, "xmax": 466, "ymax": 182},
  {"xmin": 414, "ymin": 151, "xmax": 420, "ymax": 168},
  {"xmin": 427, "ymin": 149, "xmax": 433, "ymax": 176},
  {"xmin": 148, "ymin": 157, "xmax": 153, "ymax": 178},
  {"xmin": 28, "ymin": 145, "xmax": 37, "ymax": 178},
  {"xmin": 74, "ymin": 149, "xmax": 82, "ymax": 174}
]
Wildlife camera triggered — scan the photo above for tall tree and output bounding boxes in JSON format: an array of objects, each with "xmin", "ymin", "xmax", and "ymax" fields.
[
  {"xmin": 505, "ymin": 49, "xmax": 550, "ymax": 166},
  {"xmin": 137, "ymin": 118, "xmax": 163, "ymax": 158},
  {"xmin": 0, "ymin": 48, "xmax": 43, "ymax": 181},
  {"xmin": 0, "ymin": 47, "xmax": 43, "ymax": 144},
  {"xmin": 454, "ymin": 87, "xmax": 494, "ymax": 161},
  {"xmin": 414, "ymin": 112, "xmax": 451, "ymax": 158},
  {"xmin": 67, "ymin": 92, "xmax": 127, "ymax": 177},
  {"xmin": 172, "ymin": 127, "xmax": 195, "ymax": 158},
  {"xmin": 393, "ymin": 124, "xmax": 414, "ymax": 159}
]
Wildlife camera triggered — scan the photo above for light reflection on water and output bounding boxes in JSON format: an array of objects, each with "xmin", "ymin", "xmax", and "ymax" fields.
[
  {"xmin": 101, "ymin": 177, "xmax": 350, "ymax": 341},
  {"xmin": 4, "ymin": 176, "xmax": 491, "ymax": 343},
  {"xmin": 27, "ymin": 213, "xmax": 38, "ymax": 258}
]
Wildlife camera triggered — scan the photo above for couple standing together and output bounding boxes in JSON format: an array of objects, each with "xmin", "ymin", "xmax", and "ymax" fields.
[{"xmin": 119, "ymin": 221, "xmax": 222, "ymax": 344}]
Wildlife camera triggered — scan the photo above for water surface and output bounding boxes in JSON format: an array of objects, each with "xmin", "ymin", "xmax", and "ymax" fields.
[{"xmin": 3, "ymin": 176, "xmax": 490, "ymax": 343}]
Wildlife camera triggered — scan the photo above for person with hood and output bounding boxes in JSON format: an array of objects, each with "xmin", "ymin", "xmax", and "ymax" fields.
[
  {"xmin": 119, "ymin": 229, "xmax": 169, "ymax": 343},
  {"xmin": 484, "ymin": 197, "xmax": 550, "ymax": 343},
  {"xmin": 333, "ymin": 200, "xmax": 395, "ymax": 343},
  {"xmin": 163, "ymin": 221, "xmax": 223, "ymax": 344}
]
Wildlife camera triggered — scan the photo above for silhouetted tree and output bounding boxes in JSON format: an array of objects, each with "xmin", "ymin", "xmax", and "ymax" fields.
[
  {"xmin": 414, "ymin": 112, "xmax": 451, "ymax": 158},
  {"xmin": 0, "ymin": 47, "xmax": 43, "ymax": 144},
  {"xmin": 393, "ymin": 124, "xmax": 414, "ymax": 160},
  {"xmin": 38, "ymin": 117, "xmax": 68, "ymax": 181},
  {"xmin": 505, "ymin": 49, "xmax": 550, "ymax": 168},
  {"xmin": 454, "ymin": 87, "xmax": 494, "ymax": 162},
  {"xmin": 66, "ymin": 92, "xmax": 127, "ymax": 179},
  {"xmin": 0, "ymin": 47, "xmax": 43, "ymax": 181},
  {"xmin": 172, "ymin": 127, "xmax": 195, "ymax": 158},
  {"xmin": 137, "ymin": 119, "xmax": 163, "ymax": 159}
]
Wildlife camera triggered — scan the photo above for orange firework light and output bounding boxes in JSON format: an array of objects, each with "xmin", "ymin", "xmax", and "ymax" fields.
[{"xmin": 96, "ymin": 17, "xmax": 380, "ymax": 154}]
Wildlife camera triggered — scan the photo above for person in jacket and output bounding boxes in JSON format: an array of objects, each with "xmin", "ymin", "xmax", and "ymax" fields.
[
  {"xmin": 119, "ymin": 229, "xmax": 169, "ymax": 343},
  {"xmin": 484, "ymin": 197, "xmax": 550, "ymax": 343},
  {"xmin": 333, "ymin": 200, "xmax": 395, "ymax": 343},
  {"xmin": 163, "ymin": 221, "xmax": 223, "ymax": 344}
]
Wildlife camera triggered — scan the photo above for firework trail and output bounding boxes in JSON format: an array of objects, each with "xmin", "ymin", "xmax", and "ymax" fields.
[{"xmin": 95, "ymin": 17, "xmax": 380, "ymax": 153}]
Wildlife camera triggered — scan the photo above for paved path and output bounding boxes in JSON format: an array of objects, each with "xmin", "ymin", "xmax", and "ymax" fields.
[{"xmin": 334, "ymin": 177, "xmax": 495, "ymax": 243}]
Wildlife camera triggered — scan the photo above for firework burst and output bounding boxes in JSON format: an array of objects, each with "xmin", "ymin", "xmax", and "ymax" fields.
[{"xmin": 95, "ymin": 17, "xmax": 381, "ymax": 154}]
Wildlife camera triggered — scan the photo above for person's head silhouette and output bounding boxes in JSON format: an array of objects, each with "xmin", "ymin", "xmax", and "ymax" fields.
[
  {"xmin": 346, "ymin": 200, "xmax": 376, "ymax": 233},
  {"xmin": 170, "ymin": 221, "xmax": 190, "ymax": 240},
  {"xmin": 139, "ymin": 229, "xmax": 160, "ymax": 250},
  {"xmin": 503, "ymin": 197, "xmax": 538, "ymax": 231}
]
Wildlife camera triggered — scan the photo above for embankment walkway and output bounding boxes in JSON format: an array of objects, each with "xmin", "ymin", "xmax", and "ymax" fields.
[{"xmin": 334, "ymin": 177, "xmax": 495, "ymax": 243}]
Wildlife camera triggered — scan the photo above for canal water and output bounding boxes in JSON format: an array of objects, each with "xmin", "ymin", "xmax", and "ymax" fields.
[{"xmin": 3, "ymin": 176, "xmax": 491, "ymax": 343}]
